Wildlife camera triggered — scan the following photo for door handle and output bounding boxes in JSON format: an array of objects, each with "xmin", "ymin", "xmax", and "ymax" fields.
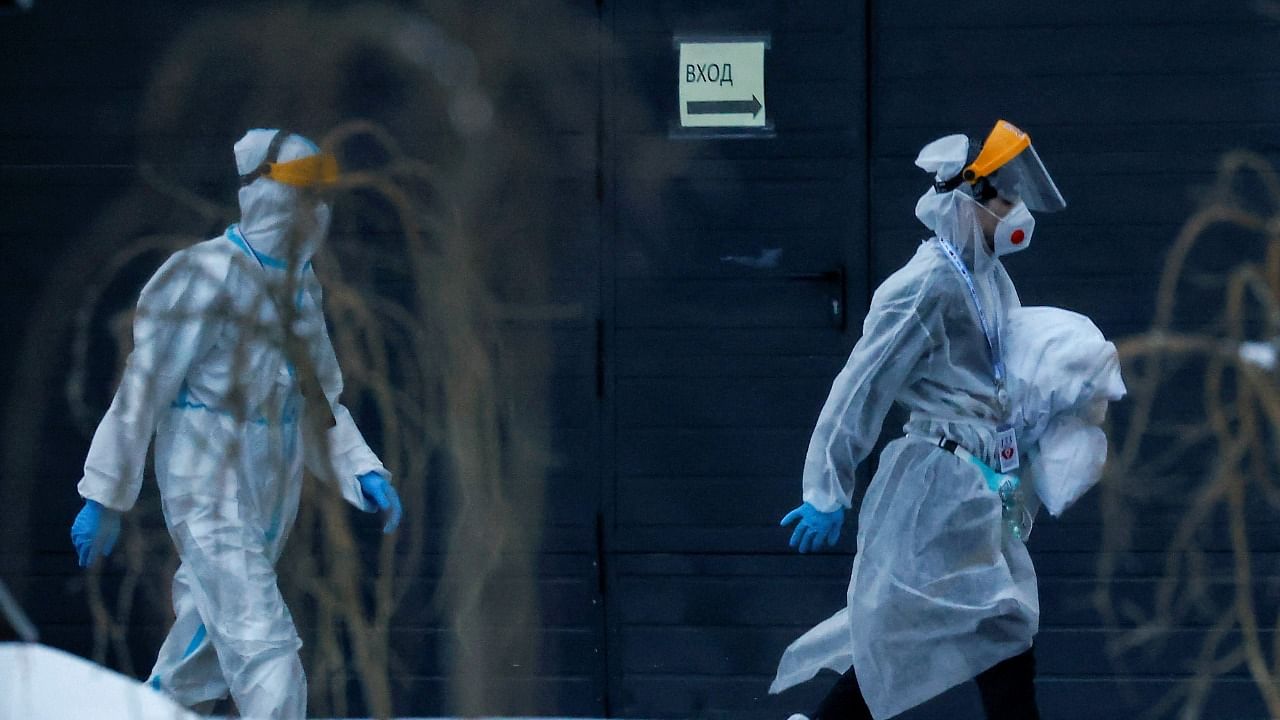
[{"xmin": 785, "ymin": 266, "xmax": 846, "ymax": 330}]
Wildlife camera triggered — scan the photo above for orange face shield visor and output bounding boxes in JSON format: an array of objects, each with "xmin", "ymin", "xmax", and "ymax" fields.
[
  {"xmin": 239, "ymin": 130, "xmax": 341, "ymax": 189},
  {"xmin": 259, "ymin": 152, "xmax": 340, "ymax": 188},
  {"xmin": 962, "ymin": 120, "xmax": 1031, "ymax": 183}
]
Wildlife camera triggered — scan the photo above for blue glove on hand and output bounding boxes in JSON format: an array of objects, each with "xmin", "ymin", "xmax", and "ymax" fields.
[
  {"xmin": 780, "ymin": 502, "xmax": 845, "ymax": 554},
  {"xmin": 358, "ymin": 472, "xmax": 402, "ymax": 534},
  {"xmin": 70, "ymin": 499, "xmax": 122, "ymax": 567}
]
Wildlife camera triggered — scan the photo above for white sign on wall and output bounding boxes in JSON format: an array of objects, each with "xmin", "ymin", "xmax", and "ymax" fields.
[{"xmin": 676, "ymin": 38, "xmax": 768, "ymax": 131}]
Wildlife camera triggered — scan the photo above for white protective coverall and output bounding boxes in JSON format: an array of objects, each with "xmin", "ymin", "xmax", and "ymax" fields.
[
  {"xmin": 76, "ymin": 130, "xmax": 388, "ymax": 718},
  {"xmin": 770, "ymin": 135, "xmax": 1039, "ymax": 719}
]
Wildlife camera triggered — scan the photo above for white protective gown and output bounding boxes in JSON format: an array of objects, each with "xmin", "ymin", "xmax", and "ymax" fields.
[
  {"xmin": 771, "ymin": 136, "xmax": 1039, "ymax": 720},
  {"xmin": 77, "ymin": 131, "xmax": 388, "ymax": 719}
]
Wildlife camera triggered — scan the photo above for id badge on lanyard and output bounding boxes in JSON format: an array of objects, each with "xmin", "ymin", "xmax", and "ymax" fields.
[
  {"xmin": 938, "ymin": 238, "xmax": 1020, "ymax": 473},
  {"xmin": 996, "ymin": 424, "xmax": 1019, "ymax": 473}
]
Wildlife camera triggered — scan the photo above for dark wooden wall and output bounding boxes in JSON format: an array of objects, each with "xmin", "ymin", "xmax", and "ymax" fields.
[{"xmin": 4, "ymin": 1, "xmax": 1279, "ymax": 717}]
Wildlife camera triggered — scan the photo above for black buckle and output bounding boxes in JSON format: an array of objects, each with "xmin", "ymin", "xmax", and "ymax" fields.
[
  {"xmin": 933, "ymin": 172, "xmax": 965, "ymax": 194},
  {"xmin": 238, "ymin": 129, "xmax": 292, "ymax": 187}
]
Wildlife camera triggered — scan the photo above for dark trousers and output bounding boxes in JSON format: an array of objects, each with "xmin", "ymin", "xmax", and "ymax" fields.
[{"xmin": 811, "ymin": 647, "xmax": 1040, "ymax": 720}]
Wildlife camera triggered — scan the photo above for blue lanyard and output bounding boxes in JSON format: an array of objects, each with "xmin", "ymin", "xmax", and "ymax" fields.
[{"xmin": 937, "ymin": 237, "xmax": 1005, "ymax": 386}]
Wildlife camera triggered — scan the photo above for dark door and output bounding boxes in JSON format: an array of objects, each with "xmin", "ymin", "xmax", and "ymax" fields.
[{"xmin": 600, "ymin": 3, "xmax": 870, "ymax": 716}]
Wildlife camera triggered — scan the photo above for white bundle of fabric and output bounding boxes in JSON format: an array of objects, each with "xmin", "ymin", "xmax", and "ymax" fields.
[
  {"xmin": 0, "ymin": 643, "xmax": 201, "ymax": 720},
  {"xmin": 1003, "ymin": 306, "xmax": 1127, "ymax": 516}
]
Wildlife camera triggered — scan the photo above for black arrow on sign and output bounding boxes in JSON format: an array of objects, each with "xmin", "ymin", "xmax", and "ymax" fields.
[{"xmin": 686, "ymin": 94, "xmax": 763, "ymax": 117}]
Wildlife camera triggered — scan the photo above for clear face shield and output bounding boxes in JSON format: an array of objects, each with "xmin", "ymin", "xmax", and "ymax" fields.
[
  {"xmin": 986, "ymin": 142, "xmax": 1065, "ymax": 213},
  {"xmin": 961, "ymin": 120, "xmax": 1065, "ymax": 212},
  {"xmin": 919, "ymin": 120, "xmax": 1067, "ymax": 266},
  {"xmin": 925, "ymin": 121, "xmax": 1065, "ymax": 260}
]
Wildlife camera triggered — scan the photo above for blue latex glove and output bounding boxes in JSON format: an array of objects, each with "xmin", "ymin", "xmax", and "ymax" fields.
[
  {"xmin": 780, "ymin": 502, "xmax": 845, "ymax": 554},
  {"xmin": 358, "ymin": 472, "xmax": 402, "ymax": 534},
  {"xmin": 70, "ymin": 499, "xmax": 122, "ymax": 567}
]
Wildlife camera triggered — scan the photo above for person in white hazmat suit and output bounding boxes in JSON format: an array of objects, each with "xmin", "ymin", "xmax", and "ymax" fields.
[
  {"xmin": 68, "ymin": 129, "xmax": 404, "ymax": 719},
  {"xmin": 773, "ymin": 120, "xmax": 1070, "ymax": 720}
]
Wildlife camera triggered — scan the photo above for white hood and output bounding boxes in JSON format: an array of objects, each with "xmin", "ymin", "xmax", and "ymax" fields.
[
  {"xmin": 913, "ymin": 133, "xmax": 993, "ymax": 278},
  {"xmin": 233, "ymin": 129, "xmax": 331, "ymax": 269}
]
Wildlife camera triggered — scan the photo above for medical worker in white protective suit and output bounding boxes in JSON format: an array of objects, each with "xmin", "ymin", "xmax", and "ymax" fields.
[
  {"xmin": 772, "ymin": 121, "xmax": 1075, "ymax": 720},
  {"xmin": 68, "ymin": 129, "xmax": 404, "ymax": 719}
]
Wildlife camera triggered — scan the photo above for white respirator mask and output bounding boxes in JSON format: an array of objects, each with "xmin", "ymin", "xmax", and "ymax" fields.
[{"xmin": 992, "ymin": 200, "xmax": 1035, "ymax": 257}]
